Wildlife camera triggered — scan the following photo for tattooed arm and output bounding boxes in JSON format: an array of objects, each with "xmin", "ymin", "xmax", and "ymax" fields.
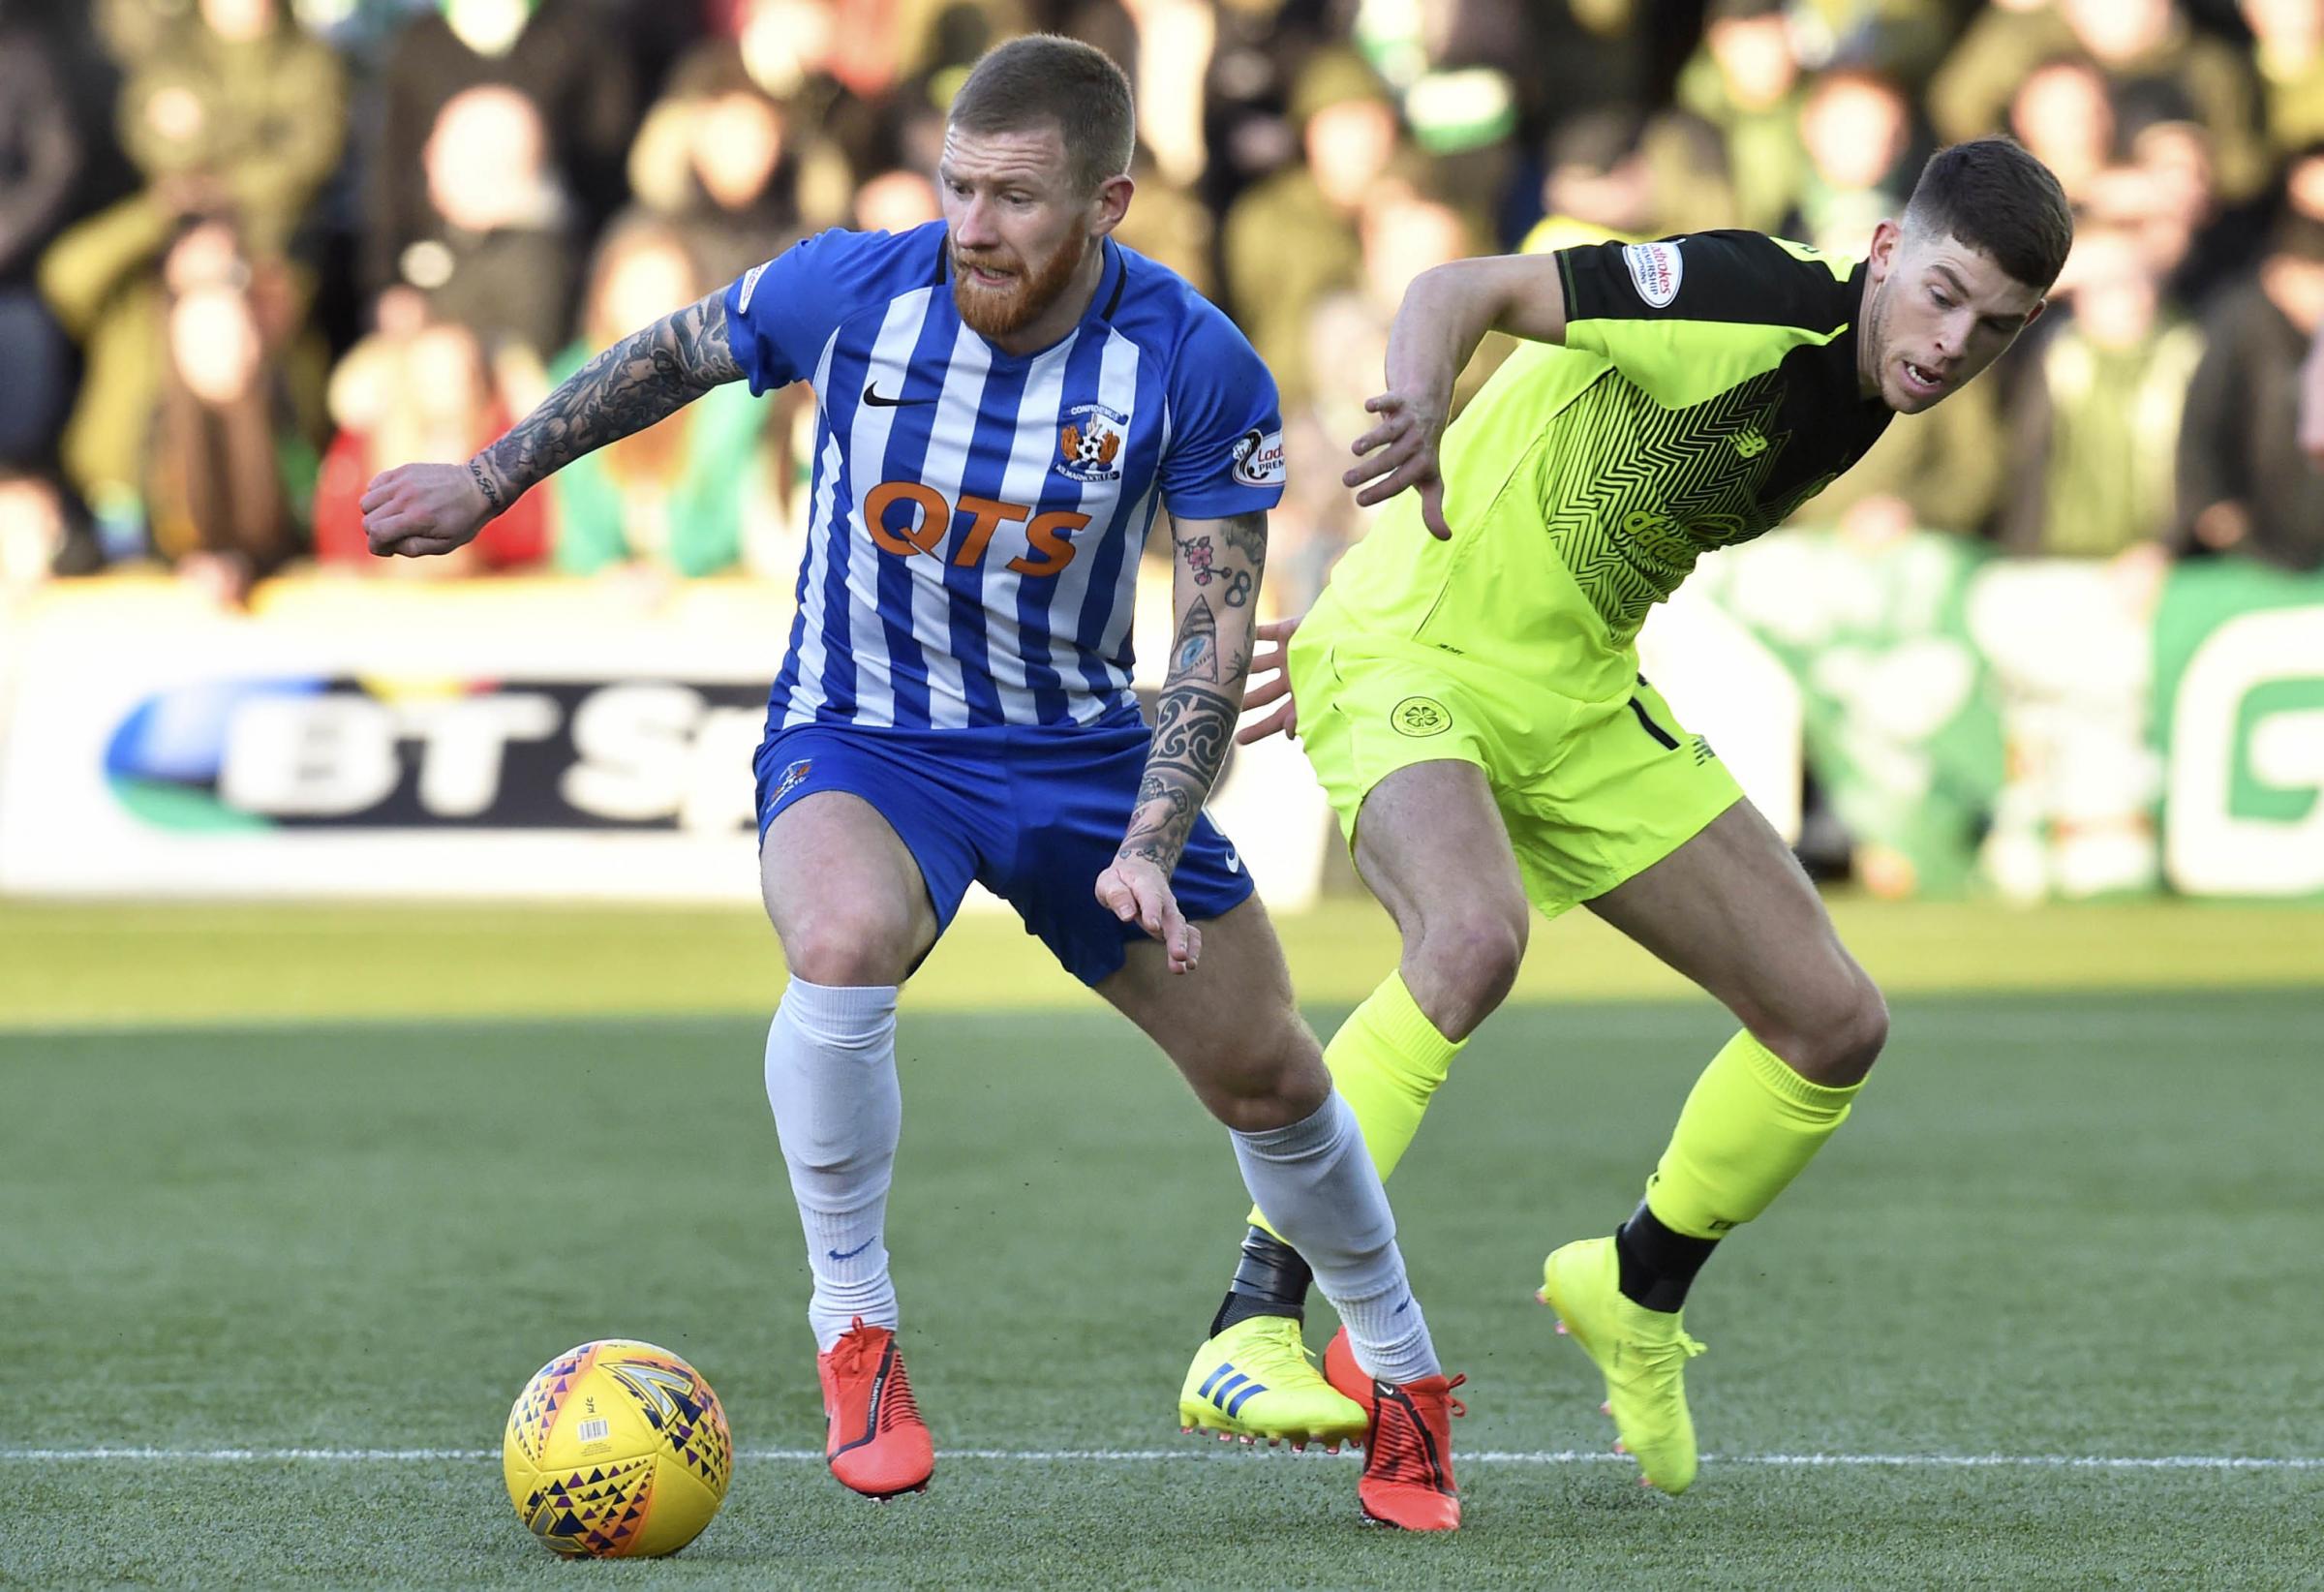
[
  {"xmin": 1092, "ymin": 509, "xmax": 1269, "ymax": 973},
  {"xmin": 359, "ymin": 291, "xmax": 746, "ymax": 558}
]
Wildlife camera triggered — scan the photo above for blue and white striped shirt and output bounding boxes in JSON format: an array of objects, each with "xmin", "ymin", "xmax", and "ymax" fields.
[{"xmin": 724, "ymin": 223, "xmax": 1287, "ymax": 731}]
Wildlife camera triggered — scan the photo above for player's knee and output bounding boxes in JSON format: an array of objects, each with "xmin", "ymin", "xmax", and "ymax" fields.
[
  {"xmin": 1408, "ymin": 903, "xmax": 1527, "ymax": 1039},
  {"xmin": 1195, "ymin": 1025, "xmax": 1331, "ymax": 1133},
  {"xmin": 1763, "ymin": 971, "xmax": 1887, "ymax": 1087},
  {"xmin": 1839, "ymin": 978, "xmax": 1891, "ymax": 1079},
  {"xmin": 780, "ymin": 910, "xmax": 916, "ymax": 988}
]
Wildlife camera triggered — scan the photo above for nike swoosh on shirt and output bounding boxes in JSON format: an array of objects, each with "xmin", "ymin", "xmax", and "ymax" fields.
[{"xmin": 862, "ymin": 381, "xmax": 933, "ymax": 408}]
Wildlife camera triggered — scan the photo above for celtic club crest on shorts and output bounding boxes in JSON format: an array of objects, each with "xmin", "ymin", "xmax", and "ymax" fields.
[
  {"xmin": 1056, "ymin": 402, "xmax": 1128, "ymax": 483},
  {"xmin": 1391, "ymin": 697, "xmax": 1452, "ymax": 736}
]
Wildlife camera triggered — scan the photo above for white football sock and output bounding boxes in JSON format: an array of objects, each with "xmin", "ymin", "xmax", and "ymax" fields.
[
  {"xmin": 1230, "ymin": 1092, "xmax": 1441, "ymax": 1386},
  {"xmin": 765, "ymin": 977, "xmax": 902, "ymax": 1352}
]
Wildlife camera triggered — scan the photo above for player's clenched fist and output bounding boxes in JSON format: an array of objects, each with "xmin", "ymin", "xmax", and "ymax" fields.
[{"xmin": 360, "ymin": 461, "xmax": 497, "ymax": 558}]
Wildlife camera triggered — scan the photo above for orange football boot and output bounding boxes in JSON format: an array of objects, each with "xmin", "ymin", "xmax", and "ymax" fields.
[
  {"xmin": 1341, "ymin": 1333, "xmax": 1463, "ymax": 1531},
  {"xmin": 1322, "ymin": 1325, "xmax": 1375, "ymax": 1426},
  {"xmin": 818, "ymin": 1318, "xmax": 933, "ymax": 1499}
]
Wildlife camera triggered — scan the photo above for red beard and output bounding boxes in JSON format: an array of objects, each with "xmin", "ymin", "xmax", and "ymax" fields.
[{"xmin": 951, "ymin": 233, "xmax": 1089, "ymax": 339}]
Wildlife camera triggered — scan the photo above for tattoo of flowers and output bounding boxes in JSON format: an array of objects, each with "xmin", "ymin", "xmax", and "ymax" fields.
[{"xmin": 1181, "ymin": 535, "xmax": 1214, "ymax": 585}]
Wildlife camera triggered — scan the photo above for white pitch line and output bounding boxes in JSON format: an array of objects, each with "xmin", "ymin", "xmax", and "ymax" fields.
[{"xmin": 2, "ymin": 1447, "xmax": 2318, "ymax": 1471}]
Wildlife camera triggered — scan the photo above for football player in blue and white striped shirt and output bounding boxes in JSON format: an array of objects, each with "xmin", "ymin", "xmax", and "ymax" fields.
[{"xmin": 360, "ymin": 34, "xmax": 1461, "ymax": 1531}]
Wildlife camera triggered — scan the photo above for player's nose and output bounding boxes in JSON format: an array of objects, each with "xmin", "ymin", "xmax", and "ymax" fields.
[{"xmin": 954, "ymin": 196, "xmax": 999, "ymax": 247}]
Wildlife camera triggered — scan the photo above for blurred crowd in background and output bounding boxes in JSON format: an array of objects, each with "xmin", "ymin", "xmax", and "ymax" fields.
[{"xmin": 2, "ymin": 0, "xmax": 2321, "ymax": 607}]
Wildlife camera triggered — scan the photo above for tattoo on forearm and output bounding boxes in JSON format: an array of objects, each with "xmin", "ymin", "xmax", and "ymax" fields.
[
  {"xmin": 1117, "ymin": 684, "xmax": 1238, "ymax": 873},
  {"xmin": 479, "ymin": 290, "xmax": 744, "ymax": 495},
  {"xmin": 1173, "ymin": 597, "xmax": 1219, "ymax": 682},
  {"xmin": 467, "ymin": 459, "xmax": 505, "ymax": 515},
  {"xmin": 1149, "ymin": 684, "xmax": 1236, "ymax": 773},
  {"xmin": 1117, "ymin": 510, "xmax": 1270, "ymax": 873},
  {"xmin": 1119, "ymin": 772, "xmax": 1193, "ymax": 869},
  {"xmin": 1216, "ymin": 512, "xmax": 1269, "ymax": 567}
]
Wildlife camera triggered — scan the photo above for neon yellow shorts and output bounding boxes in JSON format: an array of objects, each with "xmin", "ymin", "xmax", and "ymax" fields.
[{"xmin": 1286, "ymin": 611, "xmax": 1743, "ymax": 919}]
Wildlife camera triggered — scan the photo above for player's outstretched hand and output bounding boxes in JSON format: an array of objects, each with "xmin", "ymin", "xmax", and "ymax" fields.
[
  {"xmin": 360, "ymin": 461, "xmax": 494, "ymax": 559},
  {"xmin": 1238, "ymin": 615, "xmax": 1302, "ymax": 745},
  {"xmin": 1096, "ymin": 853, "xmax": 1201, "ymax": 974},
  {"xmin": 1343, "ymin": 390, "xmax": 1452, "ymax": 539}
]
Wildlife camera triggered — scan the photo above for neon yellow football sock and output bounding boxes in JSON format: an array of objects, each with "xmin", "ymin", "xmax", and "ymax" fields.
[
  {"xmin": 1250, "ymin": 971, "xmax": 1463, "ymax": 1238},
  {"xmin": 1642, "ymin": 1028, "xmax": 1862, "ymax": 1240}
]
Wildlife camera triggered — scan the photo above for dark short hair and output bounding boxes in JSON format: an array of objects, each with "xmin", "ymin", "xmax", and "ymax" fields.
[
  {"xmin": 1903, "ymin": 138, "xmax": 2074, "ymax": 291},
  {"xmin": 947, "ymin": 34, "xmax": 1134, "ymax": 197}
]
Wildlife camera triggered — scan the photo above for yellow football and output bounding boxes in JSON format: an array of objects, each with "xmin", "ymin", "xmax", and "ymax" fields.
[{"xmin": 502, "ymin": 1339, "xmax": 733, "ymax": 1558}]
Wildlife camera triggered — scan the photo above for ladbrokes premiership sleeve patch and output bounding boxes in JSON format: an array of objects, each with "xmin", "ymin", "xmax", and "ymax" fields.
[
  {"xmin": 1231, "ymin": 427, "xmax": 1286, "ymax": 489},
  {"xmin": 1158, "ymin": 296, "xmax": 1287, "ymax": 519},
  {"xmin": 1622, "ymin": 240, "xmax": 1683, "ymax": 307}
]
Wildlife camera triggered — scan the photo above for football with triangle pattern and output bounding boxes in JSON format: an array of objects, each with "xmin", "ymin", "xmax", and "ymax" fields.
[{"xmin": 502, "ymin": 1339, "xmax": 732, "ymax": 1557}]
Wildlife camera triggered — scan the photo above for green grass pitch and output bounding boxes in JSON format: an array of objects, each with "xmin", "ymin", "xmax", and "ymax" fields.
[{"xmin": 5, "ymin": 923, "xmax": 2321, "ymax": 1587}]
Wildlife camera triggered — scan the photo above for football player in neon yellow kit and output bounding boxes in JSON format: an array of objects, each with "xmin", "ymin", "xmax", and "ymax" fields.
[{"xmin": 1177, "ymin": 139, "xmax": 2070, "ymax": 1493}]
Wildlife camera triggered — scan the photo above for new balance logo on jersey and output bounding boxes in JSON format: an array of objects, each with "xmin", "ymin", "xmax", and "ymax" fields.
[{"xmin": 1731, "ymin": 426, "xmax": 1768, "ymax": 458}]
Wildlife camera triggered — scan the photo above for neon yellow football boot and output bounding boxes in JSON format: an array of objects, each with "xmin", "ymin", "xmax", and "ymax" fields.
[
  {"xmin": 1177, "ymin": 1315, "xmax": 1367, "ymax": 1449},
  {"xmin": 1538, "ymin": 1236, "xmax": 1707, "ymax": 1494}
]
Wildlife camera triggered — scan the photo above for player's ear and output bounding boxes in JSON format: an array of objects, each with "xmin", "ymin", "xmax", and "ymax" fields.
[
  {"xmin": 1867, "ymin": 218, "xmax": 1902, "ymax": 284},
  {"xmin": 1088, "ymin": 171, "xmax": 1134, "ymax": 237}
]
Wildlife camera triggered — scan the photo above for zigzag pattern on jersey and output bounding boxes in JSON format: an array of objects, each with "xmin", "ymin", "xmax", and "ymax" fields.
[{"xmin": 1540, "ymin": 369, "xmax": 1799, "ymax": 647}]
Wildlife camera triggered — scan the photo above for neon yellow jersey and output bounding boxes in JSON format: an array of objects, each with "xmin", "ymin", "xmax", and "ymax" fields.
[{"xmin": 1322, "ymin": 231, "xmax": 1894, "ymax": 682}]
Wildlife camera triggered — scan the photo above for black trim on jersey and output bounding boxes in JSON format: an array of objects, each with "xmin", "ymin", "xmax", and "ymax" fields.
[
  {"xmin": 1755, "ymin": 262, "xmax": 1893, "ymax": 508},
  {"xmin": 1100, "ymin": 239, "xmax": 1127, "ymax": 321},
  {"xmin": 1561, "ymin": 231, "xmax": 1857, "ymax": 336}
]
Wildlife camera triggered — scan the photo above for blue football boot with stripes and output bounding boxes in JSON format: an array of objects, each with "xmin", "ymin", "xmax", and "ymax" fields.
[{"xmin": 1177, "ymin": 1316, "xmax": 1367, "ymax": 1449}]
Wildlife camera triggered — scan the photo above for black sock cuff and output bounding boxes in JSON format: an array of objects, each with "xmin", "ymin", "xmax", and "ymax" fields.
[
  {"xmin": 1209, "ymin": 1227, "xmax": 1313, "ymax": 1335},
  {"xmin": 1615, "ymin": 1204, "xmax": 1718, "ymax": 1314}
]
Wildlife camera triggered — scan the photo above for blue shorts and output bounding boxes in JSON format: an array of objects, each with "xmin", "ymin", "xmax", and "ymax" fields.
[{"xmin": 753, "ymin": 707, "xmax": 1256, "ymax": 988}]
